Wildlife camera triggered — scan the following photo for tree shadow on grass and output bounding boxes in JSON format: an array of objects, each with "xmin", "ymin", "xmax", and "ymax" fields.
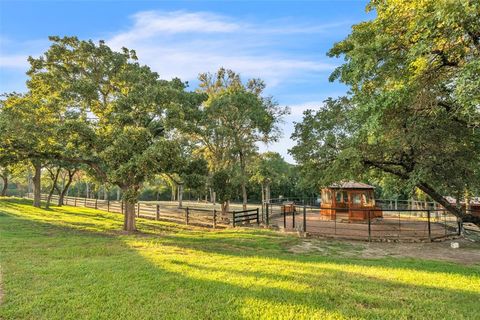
[
  {"xmin": 2, "ymin": 198, "xmax": 479, "ymax": 276},
  {"xmin": 1, "ymin": 198, "xmax": 479, "ymax": 319},
  {"xmin": 2, "ymin": 198, "xmax": 479, "ymax": 277},
  {"xmin": 148, "ymin": 226, "xmax": 480, "ymax": 277}
]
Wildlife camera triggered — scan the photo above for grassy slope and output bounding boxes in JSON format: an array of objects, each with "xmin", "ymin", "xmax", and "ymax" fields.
[{"xmin": 0, "ymin": 198, "xmax": 479, "ymax": 320}]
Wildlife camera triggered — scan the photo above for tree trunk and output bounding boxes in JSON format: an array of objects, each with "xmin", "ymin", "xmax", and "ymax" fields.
[
  {"xmin": 239, "ymin": 151, "xmax": 248, "ymax": 210},
  {"xmin": 60, "ymin": 174, "xmax": 65, "ymax": 198},
  {"xmin": 241, "ymin": 183, "xmax": 247, "ymax": 210},
  {"xmin": 221, "ymin": 200, "xmax": 230, "ymax": 216},
  {"xmin": 1, "ymin": 174, "xmax": 7, "ymax": 196},
  {"xmin": 58, "ymin": 171, "xmax": 75, "ymax": 206},
  {"xmin": 260, "ymin": 183, "xmax": 265, "ymax": 206},
  {"xmin": 27, "ymin": 173, "xmax": 32, "ymax": 194},
  {"xmin": 122, "ymin": 185, "xmax": 139, "ymax": 232},
  {"xmin": 46, "ymin": 168, "xmax": 60, "ymax": 209},
  {"xmin": 32, "ymin": 161, "xmax": 42, "ymax": 208},
  {"xmin": 123, "ymin": 201, "xmax": 136, "ymax": 231},
  {"xmin": 58, "ymin": 190, "xmax": 65, "ymax": 206},
  {"xmin": 45, "ymin": 184, "xmax": 55, "ymax": 209},
  {"xmin": 221, "ymin": 202, "xmax": 226, "ymax": 215},
  {"xmin": 178, "ymin": 184, "xmax": 183, "ymax": 208},
  {"xmin": 265, "ymin": 183, "xmax": 271, "ymax": 204},
  {"xmin": 417, "ymin": 182, "xmax": 480, "ymax": 226},
  {"xmin": 465, "ymin": 190, "xmax": 472, "ymax": 213}
]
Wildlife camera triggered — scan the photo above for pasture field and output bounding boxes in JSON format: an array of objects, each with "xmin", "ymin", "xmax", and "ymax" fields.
[{"xmin": 0, "ymin": 198, "xmax": 479, "ymax": 319}]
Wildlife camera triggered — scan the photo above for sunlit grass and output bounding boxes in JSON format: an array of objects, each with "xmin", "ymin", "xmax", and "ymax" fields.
[{"xmin": 0, "ymin": 198, "xmax": 479, "ymax": 319}]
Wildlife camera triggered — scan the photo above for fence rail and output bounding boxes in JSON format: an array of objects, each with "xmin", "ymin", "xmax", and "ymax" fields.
[
  {"xmin": 26, "ymin": 193, "xmax": 234, "ymax": 228},
  {"xmin": 232, "ymin": 209, "xmax": 259, "ymax": 227},
  {"xmin": 24, "ymin": 193, "xmax": 476, "ymax": 241},
  {"xmin": 264, "ymin": 203, "xmax": 466, "ymax": 241}
]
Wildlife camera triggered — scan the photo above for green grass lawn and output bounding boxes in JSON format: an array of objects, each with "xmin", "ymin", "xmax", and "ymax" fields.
[{"xmin": 0, "ymin": 198, "xmax": 479, "ymax": 319}]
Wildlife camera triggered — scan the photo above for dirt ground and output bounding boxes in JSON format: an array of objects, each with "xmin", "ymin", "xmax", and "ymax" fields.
[{"xmin": 288, "ymin": 237, "xmax": 480, "ymax": 265}]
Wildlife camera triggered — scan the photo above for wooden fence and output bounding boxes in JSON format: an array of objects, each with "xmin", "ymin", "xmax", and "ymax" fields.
[
  {"xmin": 232, "ymin": 209, "xmax": 260, "ymax": 227},
  {"xmin": 25, "ymin": 193, "xmax": 259, "ymax": 229}
]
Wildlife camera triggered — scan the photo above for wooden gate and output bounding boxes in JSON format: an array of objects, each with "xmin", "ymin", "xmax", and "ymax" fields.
[{"xmin": 232, "ymin": 209, "xmax": 259, "ymax": 227}]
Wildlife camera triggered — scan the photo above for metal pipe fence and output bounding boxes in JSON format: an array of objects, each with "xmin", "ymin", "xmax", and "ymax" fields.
[
  {"xmin": 264, "ymin": 202, "xmax": 465, "ymax": 241},
  {"xmin": 24, "ymin": 193, "xmax": 475, "ymax": 241}
]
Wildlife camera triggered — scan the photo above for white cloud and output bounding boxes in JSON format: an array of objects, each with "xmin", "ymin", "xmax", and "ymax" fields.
[
  {"xmin": 286, "ymin": 101, "xmax": 326, "ymax": 117},
  {"xmin": 254, "ymin": 20, "xmax": 353, "ymax": 35},
  {"xmin": 106, "ymin": 10, "xmax": 338, "ymax": 86},
  {"xmin": 0, "ymin": 37, "xmax": 50, "ymax": 70},
  {"xmin": 0, "ymin": 10, "xmax": 348, "ymax": 163},
  {"xmin": 109, "ymin": 11, "xmax": 241, "ymax": 46},
  {"xmin": 103, "ymin": 10, "xmax": 347, "ymax": 163},
  {"xmin": 0, "ymin": 54, "xmax": 29, "ymax": 69}
]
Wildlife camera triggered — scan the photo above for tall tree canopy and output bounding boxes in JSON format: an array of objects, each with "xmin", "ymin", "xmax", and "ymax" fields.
[
  {"xmin": 0, "ymin": 92, "xmax": 69, "ymax": 207},
  {"xmin": 250, "ymin": 151, "xmax": 290, "ymax": 204},
  {"xmin": 291, "ymin": 0, "xmax": 480, "ymax": 224},
  {"xmin": 191, "ymin": 68, "xmax": 288, "ymax": 210},
  {"xmin": 26, "ymin": 36, "xmax": 201, "ymax": 231}
]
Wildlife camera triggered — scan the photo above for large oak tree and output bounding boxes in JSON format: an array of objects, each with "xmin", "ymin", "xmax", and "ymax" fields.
[
  {"xmin": 191, "ymin": 68, "xmax": 288, "ymax": 211},
  {"xmin": 27, "ymin": 36, "xmax": 200, "ymax": 231},
  {"xmin": 0, "ymin": 93, "xmax": 66, "ymax": 207},
  {"xmin": 291, "ymin": 0, "xmax": 480, "ymax": 224}
]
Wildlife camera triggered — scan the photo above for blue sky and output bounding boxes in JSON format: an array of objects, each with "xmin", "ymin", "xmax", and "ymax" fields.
[{"xmin": 0, "ymin": 0, "xmax": 371, "ymax": 163}]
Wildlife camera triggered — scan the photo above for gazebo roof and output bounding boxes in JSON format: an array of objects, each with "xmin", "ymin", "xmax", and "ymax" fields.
[{"xmin": 328, "ymin": 181, "xmax": 375, "ymax": 190}]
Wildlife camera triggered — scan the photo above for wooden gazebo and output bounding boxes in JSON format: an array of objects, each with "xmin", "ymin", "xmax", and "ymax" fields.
[{"xmin": 320, "ymin": 181, "xmax": 383, "ymax": 221}]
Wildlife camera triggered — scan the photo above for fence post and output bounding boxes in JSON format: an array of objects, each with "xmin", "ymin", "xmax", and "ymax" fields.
[
  {"xmin": 107, "ymin": 200, "xmax": 110, "ymax": 212},
  {"xmin": 137, "ymin": 203, "xmax": 140, "ymax": 217},
  {"xmin": 74, "ymin": 197, "xmax": 77, "ymax": 207},
  {"xmin": 156, "ymin": 204, "xmax": 160, "ymax": 221},
  {"xmin": 261, "ymin": 202, "xmax": 264, "ymax": 222},
  {"xmin": 425, "ymin": 209, "xmax": 432, "ymax": 241},
  {"xmin": 256, "ymin": 208, "xmax": 259, "ymax": 225},
  {"xmin": 213, "ymin": 209, "xmax": 217, "ymax": 229},
  {"xmin": 292, "ymin": 207, "xmax": 295, "ymax": 229},
  {"xmin": 233, "ymin": 211, "xmax": 236, "ymax": 227},
  {"xmin": 368, "ymin": 210, "xmax": 372, "ymax": 242},
  {"xmin": 84, "ymin": 197, "xmax": 87, "ymax": 207},
  {"xmin": 303, "ymin": 205, "xmax": 307, "ymax": 233},
  {"xmin": 283, "ymin": 205, "xmax": 286, "ymax": 229},
  {"xmin": 95, "ymin": 199, "xmax": 98, "ymax": 210},
  {"xmin": 266, "ymin": 204, "xmax": 269, "ymax": 226},
  {"xmin": 186, "ymin": 207, "xmax": 189, "ymax": 225},
  {"xmin": 458, "ymin": 218, "xmax": 462, "ymax": 236},
  {"xmin": 121, "ymin": 201, "xmax": 124, "ymax": 214}
]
